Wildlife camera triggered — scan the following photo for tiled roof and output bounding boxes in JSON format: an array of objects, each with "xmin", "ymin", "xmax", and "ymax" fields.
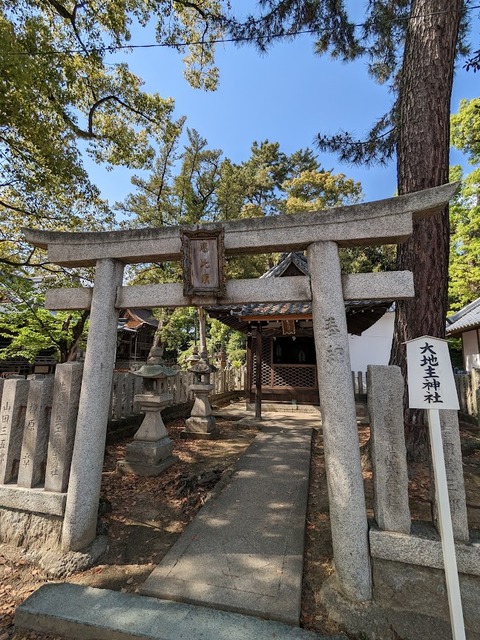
[
  {"xmin": 237, "ymin": 302, "xmax": 312, "ymax": 317},
  {"xmin": 259, "ymin": 252, "xmax": 308, "ymax": 278},
  {"xmin": 446, "ymin": 297, "xmax": 480, "ymax": 335},
  {"xmin": 207, "ymin": 251, "xmax": 391, "ymax": 335}
]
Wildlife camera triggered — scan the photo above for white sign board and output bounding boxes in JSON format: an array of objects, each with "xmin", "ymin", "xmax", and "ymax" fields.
[{"xmin": 406, "ymin": 336, "xmax": 459, "ymax": 410}]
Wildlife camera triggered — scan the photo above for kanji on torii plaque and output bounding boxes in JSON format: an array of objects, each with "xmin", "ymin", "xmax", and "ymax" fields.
[{"xmin": 181, "ymin": 226, "xmax": 226, "ymax": 297}]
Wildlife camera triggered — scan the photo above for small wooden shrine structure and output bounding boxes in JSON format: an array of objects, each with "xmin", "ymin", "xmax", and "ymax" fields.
[{"xmin": 208, "ymin": 252, "xmax": 390, "ymax": 405}]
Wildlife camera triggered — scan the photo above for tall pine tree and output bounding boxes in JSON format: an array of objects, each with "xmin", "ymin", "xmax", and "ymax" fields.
[{"xmin": 229, "ymin": 1, "xmax": 467, "ymax": 459}]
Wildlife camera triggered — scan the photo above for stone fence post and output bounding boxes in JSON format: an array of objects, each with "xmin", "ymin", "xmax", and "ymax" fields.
[
  {"xmin": 436, "ymin": 410, "xmax": 469, "ymax": 543},
  {"xmin": 17, "ymin": 376, "xmax": 54, "ymax": 489},
  {"xmin": 367, "ymin": 365, "xmax": 411, "ymax": 534},
  {"xmin": 45, "ymin": 364, "xmax": 83, "ymax": 492},
  {"xmin": 0, "ymin": 379, "xmax": 29, "ymax": 483}
]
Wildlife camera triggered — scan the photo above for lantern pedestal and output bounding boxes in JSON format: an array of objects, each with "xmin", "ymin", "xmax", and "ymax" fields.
[
  {"xmin": 183, "ymin": 383, "xmax": 218, "ymax": 439},
  {"xmin": 182, "ymin": 351, "xmax": 219, "ymax": 439},
  {"xmin": 117, "ymin": 351, "xmax": 177, "ymax": 476},
  {"xmin": 118, "ymin": 392, "xmax": 177, "ymax": 476}
]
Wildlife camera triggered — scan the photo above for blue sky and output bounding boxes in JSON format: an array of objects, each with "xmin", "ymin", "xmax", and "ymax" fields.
[{"xmin": 84, "ymin": 17, "xmax": 479, "ymax": 213}]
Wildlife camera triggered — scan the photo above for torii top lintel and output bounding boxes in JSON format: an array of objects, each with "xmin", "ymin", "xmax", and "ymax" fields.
[{"xmin": 23, "ymin": 183, "xmax": 458, "ymax": 268}]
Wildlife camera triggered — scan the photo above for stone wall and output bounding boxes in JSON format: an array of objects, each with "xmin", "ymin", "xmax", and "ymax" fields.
[
  {"xmin": 0, "ymin": 364, "xmax": 82, "ymax": 551},
  {"xmin": 0, "ymin": 364, "xmax": 244, "ymax": 553},
  {"xmin": 321, "ymin": 554, "xmax": 480, "ymax": 640}
]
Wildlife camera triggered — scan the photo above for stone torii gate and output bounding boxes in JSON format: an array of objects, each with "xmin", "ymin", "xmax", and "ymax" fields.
[{"xmin": 24, "ymin": 182, "xmax": 457, "ymax": 604}]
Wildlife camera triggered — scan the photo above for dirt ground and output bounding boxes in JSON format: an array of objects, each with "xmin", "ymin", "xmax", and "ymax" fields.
[{"xmin": 1, "ymin": 409, "xmax": 480, "ymax": 640}]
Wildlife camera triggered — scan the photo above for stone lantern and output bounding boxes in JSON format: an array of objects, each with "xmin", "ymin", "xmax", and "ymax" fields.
[
  {"xmin": 182, "ymin": 347, "xmax": 219, "ymax": 439},
  {"xmin": 117, "ymin": 346, "xmax": 177, "ymax": 476}
]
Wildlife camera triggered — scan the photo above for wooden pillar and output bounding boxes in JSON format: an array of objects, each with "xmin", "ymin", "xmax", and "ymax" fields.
[
  {"xmin": 255, "ymin": 323, "xmax": 263, "ymax": 420},
  {"xmin": 246, "ymin": 331, "xmax": 253, "ymax": 407}
]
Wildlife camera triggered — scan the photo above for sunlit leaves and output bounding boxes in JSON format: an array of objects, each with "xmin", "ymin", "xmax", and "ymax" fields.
[
  {"xmin": 0, "ymin": 0, "xmax": 228, "ymax": 269},
  {"xmin": 448, "ymin": 167, "xmax": 480, "ymax": 312},
  {"xmin": 282, "ymin": 169, "xmax": 363, "ymax": 212},
  {"xmin": 0, "ymin": 275, "xmax": 89, "ymax": 362},
  {"xmin": 451, "ymin": 98, "xmax": 480, "ymax": 166}
]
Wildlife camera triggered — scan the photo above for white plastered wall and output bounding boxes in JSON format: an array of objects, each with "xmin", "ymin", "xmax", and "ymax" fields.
[
  {"xmin": 462, "ymin": 329, "xmax": 480, "ymax": 371},
  {"xmin": 348, "ymin": 310, "xmax": 395, "ymax": 374}
]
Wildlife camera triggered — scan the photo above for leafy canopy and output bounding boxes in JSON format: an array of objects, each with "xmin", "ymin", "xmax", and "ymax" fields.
[
  {"xmin": 449, "ymin": 99, "xmax": 480, "ymax": 312},
  {"xmin": 0, "ymin": 275, "xmax": 88, "ymax": 363},
  {"xmin": 0, "ymin": 0, "xmax": 226, "ymax": 268}
]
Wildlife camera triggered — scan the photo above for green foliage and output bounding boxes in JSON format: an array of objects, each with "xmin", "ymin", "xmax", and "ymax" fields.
[
  {"xmin": 449, "ymin": 99, "xmax": 480, "ymax": 312},
  {"xmin": 156, "ymin": 307, "xmax": 197, "ymax": 362},
  {"xmin": 448, "ymin": 166, "xmax": 480, "ymax": 312},
  {"xmin": 447, "ymin": 337, "xmax": 464, "ymax": 370},
  {"xmin": 1, "ymin": 0, "xmax": 226, "ymax": 268},
  {"xmin": 117, "ymin": 124, "xmax": 224, "ymax": 226},
  {"xmin": 0, "ymin": 276, "xmax": 88, "ymax": 363},
  {"xmin": 207, "ymin": 318, "xmax": 245, "ymax": 368},
  {"xmin": 282, "ymin": 169, "xmax": 362, "ymax": 212},
  {"xmin": 1, "ymin": 0, "xmax": 228, "ymax": 363},
  {"xmin": 339, "ymin": 245, "xmax": 396, "ymax": 274},
  {"xmin": 157, "ymin": 309, "xmax": 245, "ymax": 368},
  {"xmin": 120, "ymin": 136, "xmax": 363, "ymax": 226},
  {"xmin": 451, "ymin": 98, "xmax": 480, "ymax": 165}
]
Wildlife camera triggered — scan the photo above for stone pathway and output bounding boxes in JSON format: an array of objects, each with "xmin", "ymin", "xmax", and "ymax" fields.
[
  {"xmin": 16, "ymin": 406, "xmax": 348, "ymax": 639},
  {"xmin": 141, "ymin": 418, "xmax": 314, "ymax": 625}
]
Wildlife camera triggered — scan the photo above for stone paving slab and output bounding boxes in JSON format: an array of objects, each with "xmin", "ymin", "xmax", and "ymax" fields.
[
  {"xmin": 141, "ymin": 426, "xmax": 313, "ymax": 625},
  {"xmin": 15, "ymin": 583, "xmax": 347, "ymax": 640},
  {"xmin": 212, "ymin": 402, "xmax": 322, "ymax": 422}
]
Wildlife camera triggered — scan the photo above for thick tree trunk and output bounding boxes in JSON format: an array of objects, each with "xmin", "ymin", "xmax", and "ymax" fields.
[{"xmin": 390, "ymin": 0, "xmax": 463, "ymax": 460}]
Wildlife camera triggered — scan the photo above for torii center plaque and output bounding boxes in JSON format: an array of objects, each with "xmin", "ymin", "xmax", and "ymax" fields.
[{"xmin": 181, "ymin": 226, "xmax": 226, "ymax": 297}]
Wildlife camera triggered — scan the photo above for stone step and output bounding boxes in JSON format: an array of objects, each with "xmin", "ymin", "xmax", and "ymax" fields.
[
  {"xmin": 245, "ymin": 403, "xmax": 321, "ymax": 413},
  {"xmin": 15, "ymin": 583, "xmax": 347, "ymax": 640}
]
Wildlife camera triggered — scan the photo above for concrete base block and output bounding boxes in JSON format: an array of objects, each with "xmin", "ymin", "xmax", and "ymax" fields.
[
  {"xmin": 183, "ymin": 416, "xmax": 219, "ymax": 439},
  {"xmin": 15, "ymin": 583, "xmax": 346, "ymax": 640},
  {"xmin": 125, "ymin": 437, "xmax": 174, "ymax": 465},
  {"xmin": 319, "ymin": 561, "xmax": 480, "ymax": 640},
  {"xmin": 117, "ymin": 437, "xmax": 177, "ymax": 475},
  {"xmin": 0, "ymin": 508, "xmax": 62, "ymax": 551},
  {"xmin": 319, "ymin": 574, "xmax": 456, "ymax": 640},
  {"xmin": 27, "ymin": 536, "xmax": 108, "ymax": 579},
  {"xmin": 117, "ymin": 455, "xmax": 178, "ymax": 477},
  {"xmin": 372, "ymin": 557, "xmax": 480, "ymax": 636}
]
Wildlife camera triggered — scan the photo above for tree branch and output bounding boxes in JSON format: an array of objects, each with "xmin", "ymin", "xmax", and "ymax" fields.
[
  {"xmin": 0, "ymin": 199, "xmax": 33, "ymax": 216},
  {"xmin": 174, "ymin": 0, "xmax": 209, "ymax": 20},
  {"xmin": 0, "ymin": 250, "xmax": 48, "ymax": 269},
  {"xmin": 48, "ymin": 95, "xmax": 97, "ymax": 139},
  {"xmin": 88, "ymin": 95, "xmax": 161, "ymax": 132},
  {"xmin": 41, "ymin": 0, "xmax": 72, "ymax": 21},
  {"xmin": 42, "ymin": 0, "xmax": 91, "ymax": 56}
]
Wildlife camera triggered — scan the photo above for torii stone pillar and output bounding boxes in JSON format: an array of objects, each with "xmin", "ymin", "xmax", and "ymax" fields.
[
  {"xmin": 62, "ymin": 259, "xmax": 124, "ymax": 551},
  {"xmin": 308, "ymin": 241, "xmax": 372, "ymax": 601}
]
